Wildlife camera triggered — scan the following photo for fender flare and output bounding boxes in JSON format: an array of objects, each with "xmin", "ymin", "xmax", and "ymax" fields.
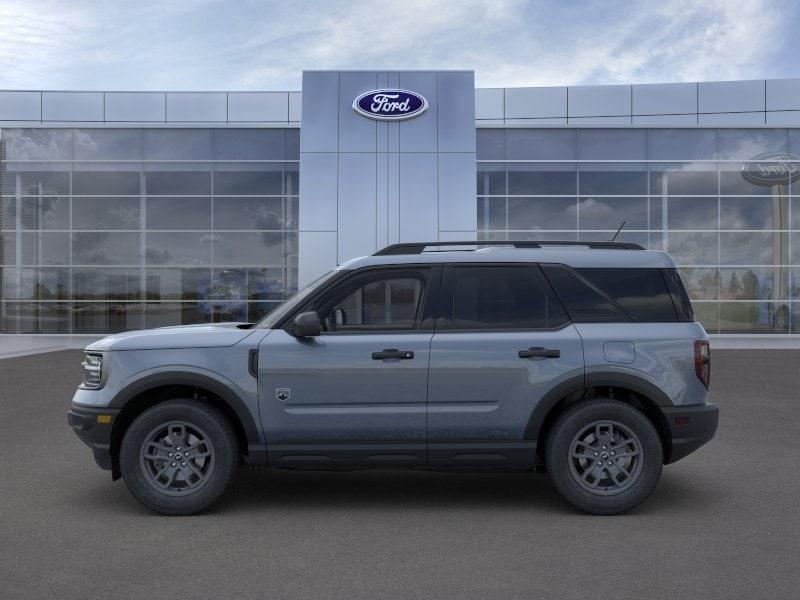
[
  {"xmin": 109, "ymin": 371, "xmax": 261, "ymax": 445},
  {"xmin": 523, "ymin": 371, "xmax": 672, "ymax": 442}
]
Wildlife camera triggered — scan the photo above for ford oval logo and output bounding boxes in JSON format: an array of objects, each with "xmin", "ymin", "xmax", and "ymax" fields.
[
  {"xmin": 741, "ymin": 152, "xmax": 800, "ymax": 186},
  {"xmin": 353, "ymin": 89, "xmax": 428, "ymax": 121}
]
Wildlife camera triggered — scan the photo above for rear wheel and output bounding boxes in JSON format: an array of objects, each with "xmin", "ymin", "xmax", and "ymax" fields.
[
  {"xmin": 120, "ymin": 400, "xmax": 239, "ymax": 515},
  {"xmin": 545, "ymin": 399, "xmax": 662, "ymax": 515}
]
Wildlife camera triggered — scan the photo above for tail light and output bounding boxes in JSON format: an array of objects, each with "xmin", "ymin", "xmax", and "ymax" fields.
[{"xmin": 694, "ymin": 340, "xmax": 710, "ymax": 388}]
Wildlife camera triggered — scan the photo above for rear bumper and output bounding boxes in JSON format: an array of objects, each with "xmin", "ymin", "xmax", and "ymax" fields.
[
  {"xmin": 662, "ymin": 402, "xmax": 719, "ymax": 464},
  {"xmin": 67, "ymin": 404, "xmax": 121, "ymax": 471}
]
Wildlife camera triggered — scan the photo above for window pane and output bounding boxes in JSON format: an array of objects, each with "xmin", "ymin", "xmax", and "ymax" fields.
[
  {"xmin": 508, "ymin": 170, "xmax": 576, "ymax": 195},
  {"xmin": 543, "ymin": 265, "xmax": 628, "ymax": 323},
  {"xmin": 577, "ymin": 268, "xmax": 677, "ymax": 322},
  {"xmin": 246, "ymin": 268, "xmax": 287, "ymax": 300},
  {"xmin": 73, "ymin": 129, "xmax": 142, "ymax": 160},
  {"xmin": 650, "ymin": 170, "xmax": 717, "ymax": 195},
  {"xmin": 144, "ymin": 171, "xmax": 210, "ymax": 195},
  {"xmin": 14, "ymin": 171, "xmax": 70, "ymax": 195},
  {"xmin": 213, "ymin": 232, "xmax": 292, "ymax": 265},
  {"xmin": 145, "ymin": 232, "xmax": 212, "ymax": 265},
  {"xmin": 214, "ymin": 129, "xmax": 284, "ymax": 160},
  {"xmin": 667, "ymin": 232, "xmax": 718, "ymax": 265},
  {"xmin": 452, "ymin": 266, "xmax": 566, "ymax": 329},
  {"xmin": 720, "ymin": 197, "xmax": 779, "ymax": 230},
  {"xmin": 3, "ymin": 129, "xmax": 73, "ymax": 160},
  {"xmin": 213, "ymin": 197, "xmax": 284, "ymax": 230},
  {"xmin": 72, "ymin": 232, "xmax": 140, "ymax": 265},
  {"xmin": 73, "ymin": 302, "xmax": 143, "ymax": 333},
  {"xmin": 719, "ymin": 302, "xmax": 787, "ymax": 334},
  {"xmin": 718, "ymin": 268, "xmax": 781, "ymax": 301},
  {"xmin": 20, "ymin": 232, "xmax": 70, "ymax": 265},
  {"xmin": 145, "ymin": 197, "xmax": 211, "ymax": 230},
  {"xmin": 477, "ymin": 197, "xmax": 506, "ymax": 230},
  {"xmin": 508, "ymin": 197, "xmax": 577, "ymax": 230},
  {"xmin": 72, "ymin": 267, "xmax": 141, "ymax": 300},
  {"xmin": 679, "ymin": 268, "xmax": 720, "ymax": 300},
  {"xmin": 214, "ymin": 171, "xmax": 282, "ymax": 195},
  {"xmin": 720, "ymin": 232, "xmax": 775, "ymax": 265},
  {"xmin": 209, "ymin": 268, "xmax": 247, "ymax": 301},
  {"xmin": 335, "ymin": 277, "xmax": 422, "ymax": 327},
  {"xmin": 476, "ymin": 129, "xmax": 504, "ymax": 160},
  {"xmin": 667, "ymin": 197, "xmax": 717, "ymax": 230},
  {"xmin": 578, "ymin": 129, "xmax": 646, "ymax": 160},
  {"xmin": 2, "ymin": 268, "xmax": 69, "ymax": 300},
  {"xmin": 647, "ymin": 129, "xmax": 717, "ymax": 161},
  {"xmin": 145, "ymin": 302, "xmax": 210, "ymax": 328},
  {"xmin": 20, "ymin": 196, "xmax": 69, "ymax": 230},
  {"xmin": 579, "ymin": 171, "xmax": 647, "ymax": 195},
  {"xmin": 718, "ymin": 129, "xmax": 788, "ymax": 160},
  {"xmin": 72, "ymin": 197, "xmax": 140, "ymax": 230},
  {"xmin": 476, "ymin": 166, "xmax": 506, "ymax": 195},
  {"xmin": 506, "ymin": 129, "xmax": 576, "ymax": 160},
  {"xmin": 3, "ymin": 302, "xmax": 71, "ymax": 333},
  {"xmin": 72, "ymin": 171, "xmax": 141, "ymax": 195},
  {"xmin": 145, "ymin": 268, "xmax": 212, "ymax": 300},
  {"xmin": 143, "ymin": 129, "xmax": 212, "ymax": 160},
  {"xmin": 578, "ymin": 197, "xmax": 647, "ymax": 230}
]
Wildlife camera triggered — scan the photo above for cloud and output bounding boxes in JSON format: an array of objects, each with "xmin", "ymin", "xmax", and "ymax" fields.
[{"xmin": 0, "ymin": 0, "xmax": 795, "ymax": 90}]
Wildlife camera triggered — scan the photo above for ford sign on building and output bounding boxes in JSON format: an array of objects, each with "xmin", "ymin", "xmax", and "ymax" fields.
[
  {"xmin": 353, "ymin": 89, "xmax": 429, "ymax": 120},
  {"xmin": 2, "ymin": 71, "xmax": 800, "ymax": 339}
]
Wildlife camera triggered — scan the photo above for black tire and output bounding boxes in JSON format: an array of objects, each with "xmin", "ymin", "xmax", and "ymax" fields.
[
  {"xmin": 545, "ymin": 399, "xmax": 662, "ymax": 515},
  {"xmin": 120, "ymin": 399, "xmax": 239, "ymax": 515}
]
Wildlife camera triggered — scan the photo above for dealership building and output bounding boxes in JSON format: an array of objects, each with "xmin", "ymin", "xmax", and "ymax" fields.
[{"xmin": 1, "ymin": 70, "xmax": 800, "ymax": 336}]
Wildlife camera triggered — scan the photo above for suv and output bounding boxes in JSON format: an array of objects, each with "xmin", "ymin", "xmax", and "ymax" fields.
[{"xmin": 68, "ymin": 241, "xmax": 718, "ymax": 516}]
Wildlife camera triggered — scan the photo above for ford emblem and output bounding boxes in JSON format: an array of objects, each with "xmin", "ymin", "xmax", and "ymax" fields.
[
  {"xmin": 741, "ymin": 152, "xmax": 800, "ymax": 186},
  {"xmin": 353, "ymin": 89, "xmax": 428, "ymax": 121}
]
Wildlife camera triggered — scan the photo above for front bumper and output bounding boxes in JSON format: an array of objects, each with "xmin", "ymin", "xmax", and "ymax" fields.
[
  {"xmin": 662, "ymin": 402, "xmax": 719, "ymax": 464},
  {"xmin": 67, "ymin": 404, "xmax": 121, "ymax": 471}
]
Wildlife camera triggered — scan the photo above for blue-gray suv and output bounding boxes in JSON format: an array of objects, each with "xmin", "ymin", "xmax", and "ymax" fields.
[{"xmin": 68, "ymin": 241, "xmax": 718, "ymax": 515}]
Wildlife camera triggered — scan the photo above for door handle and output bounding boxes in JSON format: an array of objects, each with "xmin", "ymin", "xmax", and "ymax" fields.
[
  {"xmin": 372, "ymin": 349, "xmax": 415, "ymax": 360},
  {"xmin": 518, "ymin": 347, "xmax": 560, "ymax": 359}
]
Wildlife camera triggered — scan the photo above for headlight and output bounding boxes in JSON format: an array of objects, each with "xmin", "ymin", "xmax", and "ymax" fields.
[{"xmin": 81, "ymin": 353, "xmax": 105, "ymax": 389}]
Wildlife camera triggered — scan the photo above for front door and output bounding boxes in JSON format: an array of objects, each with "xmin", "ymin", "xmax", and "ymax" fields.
[
  {"xmin": 258, "ymin": 266, "xmax": 438, "ymax": 466},
  {"xmin": 427, "ymin": 264, "xmax": 584, "ymax": 466}
]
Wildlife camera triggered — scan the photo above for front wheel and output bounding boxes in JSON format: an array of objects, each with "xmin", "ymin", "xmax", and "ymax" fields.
[
  {"xmin": 120, "ymin": 400, "xmax": 239, "ymax": 515},
  {"xmin": 545, "ymin": 399, "xmax": 663, "ymax": 515}
]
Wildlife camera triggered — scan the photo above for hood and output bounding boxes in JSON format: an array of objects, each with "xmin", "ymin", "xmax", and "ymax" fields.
[{"xmin": 85, "ymin": 322, "xmax": 257, "ymax": 352}]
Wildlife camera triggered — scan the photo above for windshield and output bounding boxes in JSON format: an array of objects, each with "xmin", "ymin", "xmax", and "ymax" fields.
[{"xmin": 255, "ymin": 269, "xmax": 338, "ymax": 329}]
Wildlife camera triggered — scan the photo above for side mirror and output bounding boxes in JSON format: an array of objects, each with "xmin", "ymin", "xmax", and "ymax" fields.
[{"xmin": 290, "ymin": 311, "xmax": 322, "ymax": 338}]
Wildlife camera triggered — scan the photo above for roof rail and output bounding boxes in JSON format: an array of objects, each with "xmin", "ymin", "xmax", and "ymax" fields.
[{"xmin": 373, "ymin": 240, "xmax": 644, "ymax": 256}]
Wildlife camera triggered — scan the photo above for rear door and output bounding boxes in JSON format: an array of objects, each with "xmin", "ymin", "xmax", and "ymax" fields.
[{"xmin": 426, "ymin": 264, "xmax": 584, "ymax": 466}]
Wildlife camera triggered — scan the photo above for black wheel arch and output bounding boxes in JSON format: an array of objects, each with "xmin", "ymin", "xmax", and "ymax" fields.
[
  {"xmin": 526, "ymin": 372, "xmax": 674, "ymax": 464},
  {"xmin": 107, "ymin": 371, "xmax": 261, "ymax": 480}
]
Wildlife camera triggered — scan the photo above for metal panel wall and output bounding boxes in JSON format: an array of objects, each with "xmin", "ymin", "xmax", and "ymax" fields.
[{"xmin": 298, "ymin": 70, "xmax": 477, "ymax": 286}]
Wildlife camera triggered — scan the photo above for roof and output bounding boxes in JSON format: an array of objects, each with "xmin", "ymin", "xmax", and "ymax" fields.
[{"xmin": 338, "ymin": 246, "xmax": 677, "ymax": 270}]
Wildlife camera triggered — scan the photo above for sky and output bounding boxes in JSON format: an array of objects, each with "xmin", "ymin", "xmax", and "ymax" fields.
[{"xmin": 0, "ymin": 0, "xmax": 798, "ymax": 91}]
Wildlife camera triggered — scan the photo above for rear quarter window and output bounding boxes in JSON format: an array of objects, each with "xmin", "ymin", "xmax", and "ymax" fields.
[
  {"xmin": 576, "ymin": 268, "xmax": 679, "ymax": 322},
  {"xmin": 542, "ymin": 265, "xmax": 682, "ymax": 323}
]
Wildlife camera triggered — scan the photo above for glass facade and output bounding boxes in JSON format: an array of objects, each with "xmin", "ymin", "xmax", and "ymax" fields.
[
  {"xmin": 0, "ymin": 128, "xmax": 299, "ymax": 333},
  {"xmin": 477, "ymin": 128, "xmax": 800, "ymax": 334}
]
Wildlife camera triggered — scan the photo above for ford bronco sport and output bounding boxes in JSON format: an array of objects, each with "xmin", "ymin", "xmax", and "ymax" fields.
[{"xmin": 68, "ymin": 241, "xmax": 718, "ymax": 515}]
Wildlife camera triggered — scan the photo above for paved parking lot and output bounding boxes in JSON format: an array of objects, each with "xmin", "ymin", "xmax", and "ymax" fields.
[{"xmin": 1, "ymin": 349, "xmax": 799, "ymax": 599}]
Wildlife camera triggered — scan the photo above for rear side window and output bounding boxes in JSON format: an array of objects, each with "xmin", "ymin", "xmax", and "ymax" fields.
[
  {"xmin": 577, "ymin": 268, "xmax": 678, "ymax": 322},
  {"xmin": 449, "ymin": 266, "xmax": 568, "ymax": 330},
  {"xmin": 663, "ymin": 269, "xmax": 695, "ymax": 321},
  {"xmin": 542, "ymin": 265, "xmax": 629, "ymax": 323},
  {"xmin": 543, "ymin": 265, "xmax": 680, "ymax": 323}
]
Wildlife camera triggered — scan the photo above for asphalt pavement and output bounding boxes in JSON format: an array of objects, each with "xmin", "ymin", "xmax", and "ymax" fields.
[{"xmin": 1, "ymin": 349, "xmax": 798, "ymax": 599}]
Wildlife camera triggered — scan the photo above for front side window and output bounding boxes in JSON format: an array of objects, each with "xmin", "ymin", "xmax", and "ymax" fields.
[
  {"xmin": 449, "ymin": 266, "xmax": 567, "ymax": 330},
  {"xmin": 316, "ymin": 269, "xmax": 428, "ymax": 332}
]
